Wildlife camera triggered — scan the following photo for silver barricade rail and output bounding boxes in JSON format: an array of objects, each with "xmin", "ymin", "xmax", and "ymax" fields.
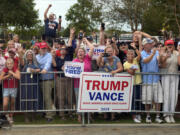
[
  {"xmin": 0, "ymin": 71, "xmax": 180, "ymax": 123},
  {"xmin": 0, "ymin": 71, "xmax": 76, "ymax": 113},
  {"xmin": 132, "ymin": 72, "xmax": 180, "ymax": 114}
]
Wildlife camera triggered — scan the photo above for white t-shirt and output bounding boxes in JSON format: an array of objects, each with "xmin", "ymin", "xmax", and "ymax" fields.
[{"xmin": 15, "ymin": 42, "xmax": 21, "ymax": 48}]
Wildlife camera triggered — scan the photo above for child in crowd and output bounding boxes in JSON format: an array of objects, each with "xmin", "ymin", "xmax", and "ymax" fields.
[
  {"xmin": 123, "ymin": 43, "xmax": 142, "ymax": 123},
  {"xmin": 0, "ymin": 58, "xmax": 20, "ymax": 124}
]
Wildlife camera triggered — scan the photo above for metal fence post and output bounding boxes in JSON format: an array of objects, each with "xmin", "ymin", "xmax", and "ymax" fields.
[{"xmin": 82, "ymin": 112, "xmax": 86, "ymax": 127}]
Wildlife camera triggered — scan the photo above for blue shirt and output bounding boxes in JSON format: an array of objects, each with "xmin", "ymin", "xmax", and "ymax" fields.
[
  {"xmin": 103, "ymin": 56, "xmax": 120, "ymax": 72},
  {"xmin": 36, "ymin": 52, "xmax": 54, "ymax": 80},
  {"xmin": 141, "ymin": 50, "xmax": 160, "ymax": 84},
  {"xmin": 44, "ymin": 19, "xmax": 58, "ymax": 38}
]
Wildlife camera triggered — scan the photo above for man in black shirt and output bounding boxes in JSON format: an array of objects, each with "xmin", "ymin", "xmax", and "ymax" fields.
[{"xmin": 52, "ymin": 28, "xmax": 75, "ymax": 119}]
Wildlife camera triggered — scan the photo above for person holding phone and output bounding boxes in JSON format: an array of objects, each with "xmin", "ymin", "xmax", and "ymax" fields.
[
  {"xmin": 44, "ymin": 4, "xmax": 61, "ymax": 40},
  {"xmin": 97, "ymin": 45, "xmax": 123, "ymax": 120}
]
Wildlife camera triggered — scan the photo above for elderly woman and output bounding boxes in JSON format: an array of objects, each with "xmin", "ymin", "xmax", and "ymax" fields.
[
  {"xmin": 160, "ymin": 40, "xmax": 180, "ymax": 123},
  {"xmin": 20, "ymin": 50, "xmax": 41, "ymax": 122},
  {"xmin": 97, "ymin": 45, "xmax": 123, "ymax": 120},
  {"xmin": 73, "ymin": 37, "xmax": 94, "ymax": 122}
]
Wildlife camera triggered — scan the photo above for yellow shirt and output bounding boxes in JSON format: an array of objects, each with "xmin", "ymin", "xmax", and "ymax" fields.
[{"xmin": 123, "ymin": 58, "xmax": 142, "ymax": 85}]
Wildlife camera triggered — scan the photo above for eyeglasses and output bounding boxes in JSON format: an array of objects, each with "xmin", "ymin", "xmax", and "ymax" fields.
[{"xmin": 120, "ymin": 44, "xmax": 127, "ymax": 46}]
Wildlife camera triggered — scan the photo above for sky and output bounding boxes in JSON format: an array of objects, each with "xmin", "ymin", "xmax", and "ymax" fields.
[{"xmin": 34, "ymin": 0, "xmax": 77, "ymax": 27}]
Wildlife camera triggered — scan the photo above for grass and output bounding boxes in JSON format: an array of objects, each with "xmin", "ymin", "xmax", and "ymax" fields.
[{"xmin": 13, "ymin": 112, "xmax": 180, "ymax": 125}]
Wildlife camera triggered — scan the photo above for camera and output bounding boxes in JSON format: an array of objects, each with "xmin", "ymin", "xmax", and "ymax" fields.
[
  {"xmin": 79, "ymin": 32, "xmax": 83, "ymax": 40},
  {"xmin": 103, "ymin": 53, "xmax": 110, "ymax": 57},
  {"xmin": 86, "ymin": 36, "xmax": 93, "ymax": 41}
]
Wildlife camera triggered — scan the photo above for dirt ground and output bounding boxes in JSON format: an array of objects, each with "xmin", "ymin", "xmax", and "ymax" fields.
[{"xmin": 1, "ymin": 124, "xmax": 180, "ymax": 135}]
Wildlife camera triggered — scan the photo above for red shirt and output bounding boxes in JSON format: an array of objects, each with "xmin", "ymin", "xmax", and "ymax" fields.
[{"xmin": 3, "ymin": 66, "xmax": 19, "ymax": 88}]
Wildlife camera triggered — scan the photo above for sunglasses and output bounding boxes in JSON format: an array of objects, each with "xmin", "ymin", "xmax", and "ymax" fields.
[{"xmin": 167, "ymin": 44, "xmax": 173, "ymax": 46}]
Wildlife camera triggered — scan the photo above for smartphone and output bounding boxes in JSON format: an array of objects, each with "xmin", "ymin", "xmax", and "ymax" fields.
[
  {"xmin": 79, "ymin": 32, "xmax": 83, "ymax": 40},
  {"xmin": 101, "ymin": 23, "xmax": 105, "ymax": 30}
]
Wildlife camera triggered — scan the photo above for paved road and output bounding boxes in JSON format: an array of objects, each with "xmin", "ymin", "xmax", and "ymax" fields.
[{"xmin": 1, "ymin": 124, "xmax": 180, "ymax": 135}]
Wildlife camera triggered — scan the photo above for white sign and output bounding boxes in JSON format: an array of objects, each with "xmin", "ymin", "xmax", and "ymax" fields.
[
  {"xmin": 64, "ymin": 62, "xmax": 84, "ymax": 78},
  {"xmin": 78, "ymin": 72, "xmax": 134, "ymax": 112},
  {"xmin": 86, "ymin": 45, "xmax": 105, "ymax": 60}
]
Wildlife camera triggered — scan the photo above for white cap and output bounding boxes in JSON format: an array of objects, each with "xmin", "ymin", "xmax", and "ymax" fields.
[
  {"xmin": 178, "ymin": 41, "xmax": 180, "ymax": 46},
  {"xmin": 142, "ymin": 38, "xmax": 153, "ymax": 46}
]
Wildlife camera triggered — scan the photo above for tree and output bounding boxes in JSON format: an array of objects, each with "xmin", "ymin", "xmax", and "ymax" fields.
[
  {"xmin": 66, "ymin": 0, "xmax": 103, "ymax": 34},
  {"xmin": 142, "ymin": 5, "xmax": 165, "ymax": 35},
  {"xmin": 0, "ymin": 0, "xmax": 39, "ymax": 38},
  {"xmin": 13, "ymin": 22, "xmax": 44, "ymax": 40},
  {"xmin": 143, "ymin": 0, "xmax": 180, "ymax": 37},
  {"xmin": 97, "ymin": 0, "xmax": 150, "ymax": 32}
]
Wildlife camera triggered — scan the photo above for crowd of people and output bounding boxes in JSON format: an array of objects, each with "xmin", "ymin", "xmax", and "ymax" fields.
[{"xmin": 0, "ymin": 4, "xmax": 180, "ymax": 126}]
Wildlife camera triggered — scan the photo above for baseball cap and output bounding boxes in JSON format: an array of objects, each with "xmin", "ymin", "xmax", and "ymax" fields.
[
  {"xmin": 34, "ymin": 42, "xmax": 40, "ymax": 48},
  {"xmin": 8, "ymin": 48, "xmax": 16, "ymax": 54},
  {"xmin": 178, "ymin": 41, "xmax": 180, "ymax": 46},
  {"xmin": 39, "ymin": 42, "xmax": 48, "ymax": 49},
  {"xmin": 142, "ymin": 38, "xmax": 153, "ymax": 46},
  {"xmin": 164, "ymin": 40, "xmax": 174, "ymax": 46}
]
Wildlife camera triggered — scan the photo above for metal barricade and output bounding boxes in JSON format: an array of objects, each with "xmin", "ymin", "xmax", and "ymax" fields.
[
  {"xmin": 0, "ymin": 72, "xmax": 76, "ymax": 113},
  {"xmin": 0, "ymin": 71, "xmax": 180, "ymax": 125}
]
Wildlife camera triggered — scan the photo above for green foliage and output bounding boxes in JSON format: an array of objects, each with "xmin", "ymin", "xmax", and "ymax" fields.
[
  {"xmin": 143, "ymin": 0, "xmax": 180, "ymax": 36},
  {"xmin": 65, "ymin": 0, "xmax": 103, "ymax": 34},
  {"xmin": 98, "ymin": 0, "xmax": 150, "ymax": 31},
  {"xmin": 0, "ymin": 0, "xmax": 39, "ymax": 27},
  {"xmin": 142, "ymin": 6, "xmax": 165, "ymax": 35},
  {"xmin": 12, "ymin": 22, "xmax": 44, "ymax": 40}
]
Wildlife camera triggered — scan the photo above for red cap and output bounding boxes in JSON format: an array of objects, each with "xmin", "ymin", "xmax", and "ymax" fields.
[
  {"xmin": 34, "ymin": 42, "xmax": 40, "ymax": 48},
  {"xmin": 8, "ymin": 48, "xmax": 16, "ymax": 54},
  {"xmin": 165, "ymin": 40, "xmax": 174, "ymax": 46},
  {"xmin": 39, "ymin": 42, "xmax": 48, "ymax": 49}
]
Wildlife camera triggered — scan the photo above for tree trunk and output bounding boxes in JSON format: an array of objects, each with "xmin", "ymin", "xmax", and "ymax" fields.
[{"xmin": 174, "ymin": 0, "xmax": 180, "ymax": 37}]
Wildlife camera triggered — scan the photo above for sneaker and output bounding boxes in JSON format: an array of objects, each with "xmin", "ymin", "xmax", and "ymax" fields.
[
  {"xmin": 164, "ymin": 116, "xmax": 171, "ymax": 123},
  {"xmin": 133, "ymin": 117, "xmax": 141, "ymax": 123},
  {"xmin": 137, "ymin": 115, "xmax": 142, "ymax": 121},
  {"xmin": 5, "ymin": 115, "xmax": 13, "ymax": 124},
  {"xmin": 146, "ymin": 116, "xmax": 152, "ymax": 123},
  {"xmin": 9, "ymin": 117, "xmax": 14, "ymax": 124},
  {"xmin": 169, "ymin": 115, "xmax": 175, "ymax": 123},
  {"xmin": 155, "ymin": 117, "xmax": 163, "ymax": 123}
]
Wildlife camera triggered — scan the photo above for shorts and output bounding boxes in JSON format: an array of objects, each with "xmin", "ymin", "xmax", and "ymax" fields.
[
  {"xmin": 3, "ymin": 88, "xmax": 17, "ymax": 98},
  {"xmin": 142, "ymin": 81, "xmax": 163, "ymax": 104}
]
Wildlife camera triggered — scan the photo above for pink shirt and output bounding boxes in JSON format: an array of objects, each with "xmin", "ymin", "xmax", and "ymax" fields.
[{"xmin": 73, "ymin": 54, "xmax": 92, "ymax": 88}]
